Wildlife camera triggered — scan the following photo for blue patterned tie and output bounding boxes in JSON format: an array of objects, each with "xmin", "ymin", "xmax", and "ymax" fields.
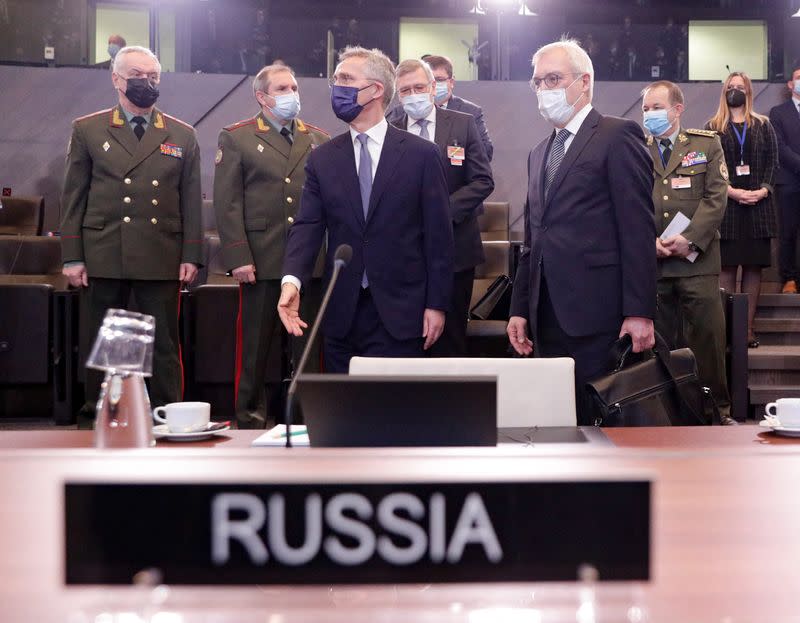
[
  {"xmin": 416, "ymin": 119, "xmax": 430, "ymax": 141},
  {"xmin": 544, "ymin": 128, "xmax": 571, "ymax": 199},
  {"xmin": 356, "ymin": 133, "xmax": 372, "ymax": 287}
]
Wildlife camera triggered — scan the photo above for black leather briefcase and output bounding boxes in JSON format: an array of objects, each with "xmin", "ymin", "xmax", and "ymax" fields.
[
  {"xmin": 585, "ymin": 333, "xmax": 715, "ymax": 427},
  {"xmin": 469, "ymin": 274, "xmax": 512, "ymax": 320}
]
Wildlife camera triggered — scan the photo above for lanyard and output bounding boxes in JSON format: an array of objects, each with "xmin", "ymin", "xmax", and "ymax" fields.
[{"xmin": 729, "ymin": 121, "xmax": 747, "ymax": 165}]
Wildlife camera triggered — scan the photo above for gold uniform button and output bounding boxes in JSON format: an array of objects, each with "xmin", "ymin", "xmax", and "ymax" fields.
[
  {"xmin": 663, "ymin": 212, "xmax": 669, "ymax": 218},
  {"xmin": 123, "ymin": 216, "xmax": 131, "ymax": 223},
  {"xmin": 663, "ymin": 195, "xmax": 669, "ymax": 201},
  {"xmin": 287, "ymin": 216, "xmax": 295, "ymax": 224},
  {"xmin": 285, "ymin": 178, "xmax": 291, "ymax": 184},
  {"xmin": 662, "ymin": 179, "xmax": 668, "ymax": 185},
  {"xmin": 152, "ymin": 180, "xmax": 159, "ymax": 187},
  {"xmin": 124, "ymin": 178, "xmax": 132, "ymax": 185},
  {"xmin": 151, "ymin": 217, "xmax": 158, "ymax": 225},
  {"xmin": 123, "ymin": 196, "xmax": 131, "ymax": 204},
  {"xmin": 152, "ymin": 199, "xmax": 158, "ymax": 206},
  {"xmin": 286, "ymin": 197, "xmax": 293, "ymax": 204}
]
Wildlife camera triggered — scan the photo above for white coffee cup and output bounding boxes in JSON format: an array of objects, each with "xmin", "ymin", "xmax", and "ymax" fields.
[
  {"xmin": 153, "ymin": 402, "xmax": 210, "ymax": 433},
  {"xmin": 765, "ymin": 398, "xmax": 800, "ymax": 428}
]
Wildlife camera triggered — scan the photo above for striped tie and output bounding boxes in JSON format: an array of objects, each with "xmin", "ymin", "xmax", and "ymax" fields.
[{"xmin": 544, "ymin": 128, "xmax": 571, "ymax": 199}]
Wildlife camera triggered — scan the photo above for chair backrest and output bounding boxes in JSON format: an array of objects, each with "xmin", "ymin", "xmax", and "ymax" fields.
[
  {"xmin": 349, "ymin": 356, "xmax": 576, "ymax": 427},
  {"xmin": 202, "ymin": 198, "xmax": 217, "ymax": 234},
  {"xmin": 0, "ymin": 235, "xmax": 61, "ymax": 275},
  {"xmin": 0, "ymin": 196, "xmax": 45, "ymax": 236},
  {"xmin": 472, "ymin": 241, "xmax": 510, "ymax": 311},
  {"xmin": 478, "ymin": 201, "xmax": 509, "ymax": 241},
  {"xmin": 203, "ymin": 234, "xmax": 235, "ymax": 285}
]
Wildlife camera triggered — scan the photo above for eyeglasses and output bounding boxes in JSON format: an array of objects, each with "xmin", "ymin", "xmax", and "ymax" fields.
[
  {"xmin": 397, "ymin": 83, "xmax": 432, "ymax": 98},
  {"xmin": 329, "ymin": 74, "xmax": 379, "ymax": 88},
  {"xmin": 530, "ymin": 72, "xmax": 580, "ymax": 90}
]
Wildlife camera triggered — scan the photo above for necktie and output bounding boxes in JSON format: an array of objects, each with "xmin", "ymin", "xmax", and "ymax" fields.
[
  {"xmin": 131, "ymin": 116, "xmax": 145, "ymax": 141},
  {"xmin": 544, "ymin": 129, "xmax": 570, "ymax": 198},
  {"xmin": 356, "ymin": 133, "xmax": 373, "ymax": 287},
  {"xmin": 416, "ymin": 119, "xmax": 430, "ymax": 141},
  {"xmin": 660, "ymin": 138, "xmax": 672, "ymax": 165},
  {"xmin": 280, "ymin": 126, "xmax": 293, "ymax": 145}
]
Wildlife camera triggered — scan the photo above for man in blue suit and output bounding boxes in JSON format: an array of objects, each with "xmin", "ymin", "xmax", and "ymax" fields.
[
  {"xmin": 278, "ymin": 46, "xmax": 454, "ymax": 372},
  {"xmin": 507, "ymin": 39, "xmax": 657, "ymax": 425},
  {"xmin": 769, "ymin": 63, "xmax": 800, "ymax": 294}
]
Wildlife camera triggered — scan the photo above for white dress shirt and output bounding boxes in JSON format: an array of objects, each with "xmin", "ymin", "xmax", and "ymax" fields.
[
  {"xmin": 405, "ymin": 106, "xmax": 437, "ymax": 142},
  {"xmin": 282, "ymin": 118, "xmax": 389, "ymax": 290},
  {"xmin": 561, "ymin": 104, "xmax": 594, "ymax": 153}
]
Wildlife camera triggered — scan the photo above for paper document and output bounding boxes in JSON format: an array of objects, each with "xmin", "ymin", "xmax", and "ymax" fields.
[
  {"xmin": 660, "ymin": 211, "xmax": 698, "ymax": 263},
  {"xmin": 252, "ymin": 424, "xmax": 310, "ymax": 447}
]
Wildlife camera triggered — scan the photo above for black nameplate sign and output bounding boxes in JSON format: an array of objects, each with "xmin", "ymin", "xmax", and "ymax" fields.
[{"xmin": 65, "ymin": 481, "xmax": 650, "ymax": 585}]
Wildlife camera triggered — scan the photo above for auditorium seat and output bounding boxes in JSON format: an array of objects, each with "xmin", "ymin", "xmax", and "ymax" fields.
[
  {"xmin": 467, "ymin": 241, "xmax": 511, "ymax": 356},
  {"xmin": 349, "ymin": 356, "xmax": 577, "ymax": 427},
  {"xmin": 477, "ymin": 201, "xmax": 509, "ymax": 241},
  {"xmin": 202, "ymin": 198, "xmax": 217, "ymax": 234},
  {"xmin": 0, "ymin": 195, "xmax": 45, "ymax": 236}
]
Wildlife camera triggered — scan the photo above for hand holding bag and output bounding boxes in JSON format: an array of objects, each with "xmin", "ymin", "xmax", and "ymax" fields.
[{"xmin": 585, "ymin": 333, "xmax": 716, "ymax": 427}]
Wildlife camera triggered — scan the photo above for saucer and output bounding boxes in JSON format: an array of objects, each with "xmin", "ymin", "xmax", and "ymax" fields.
[
  {"xmin": 153, "ymin": 423, "xmax": 230, "ymax": 442},
  {"xmin": 758, "ymin": 419, "xmax": 800, "ymax": 438}
]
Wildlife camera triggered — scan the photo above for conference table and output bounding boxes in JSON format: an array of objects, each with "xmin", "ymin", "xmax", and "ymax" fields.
[{"xmin": 1, "ymin": 425, "xmax": 798, "ymax": 621}]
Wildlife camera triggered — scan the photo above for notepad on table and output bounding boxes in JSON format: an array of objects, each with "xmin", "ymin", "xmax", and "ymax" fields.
[{"xmin": 251, "ymin": 424, "xmax": 310, "ymax": 447}]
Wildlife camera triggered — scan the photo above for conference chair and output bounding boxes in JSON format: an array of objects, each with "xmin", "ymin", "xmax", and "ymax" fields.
[
  {"xmin": 467, "ymin": 240, "xmax": 512, "ymax": 356},
  {"xmin": 477, "ymin": 201, "xmax": 509, "ymax": 241},
  {"xmin": 0, "ymin": 195, "xmax": 45, "ymax": 236},
  {"xmin": 202, "ymin": 198, "xmax": 217, "ymax": 235},
  {"xmin": 349, "ymin": 356, "xmax": 577, "ymax": 427}
]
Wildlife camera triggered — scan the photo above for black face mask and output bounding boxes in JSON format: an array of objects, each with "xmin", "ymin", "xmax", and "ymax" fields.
[
  {"xmin": 125, "ymin": 77, "xmax": 160, "ymax": 108},
  {"xmin": 726, "ymin": 89, "xmax": 746, "ymax": 108}
]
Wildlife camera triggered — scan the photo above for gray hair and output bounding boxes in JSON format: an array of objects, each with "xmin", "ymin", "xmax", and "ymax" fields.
[
  {"xmin": 113, "ymin": 45, "xmax": 161, "ymax": 75},
  {"xmin": 253, "ymin": 64, "xmax": 295, "ymax": 97},
  {"xmin": 338, "ymin": 46, "xmax": 396, "ymax": 108},
  {"xmin": 395, "ymin": 58, "xmax": 434, "ymax": 84},
  {"xmin": 532, "ymin": 37, "xmax": 594, "ymax": 96}
]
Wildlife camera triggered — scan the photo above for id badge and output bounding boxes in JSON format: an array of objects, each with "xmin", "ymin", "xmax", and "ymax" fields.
[
  {"xmin": 736, "ymin": 164, "xmax": 751, "ymax": 176},
  {"xmin": 450, "ymin": 158, "xmax": 463, "ymax": 167},
  {"xmin": 447, "ymin": 145, "xmax": 465, "ymax": 161},
  {"xmin": 671, "ymin": 176, "xmax": 691, "ymax": 190}
]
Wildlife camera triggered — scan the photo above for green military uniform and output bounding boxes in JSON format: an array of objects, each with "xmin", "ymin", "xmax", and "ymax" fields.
[
  {"xmin": 213, "ymin": 112, "xmax": 329, "ymax": 428},
  {"xmin": 649, "ymin": 127, "xmax": 731, "ymax": 419},
  {"xmin": 61, "ymin": 105, "xmax": 202, "ymax": 412}
]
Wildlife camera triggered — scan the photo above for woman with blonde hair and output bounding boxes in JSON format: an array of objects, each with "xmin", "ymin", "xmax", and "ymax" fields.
[{"xmin": 706, "ymin": 71, "xmax": 778, "ymax": 348}]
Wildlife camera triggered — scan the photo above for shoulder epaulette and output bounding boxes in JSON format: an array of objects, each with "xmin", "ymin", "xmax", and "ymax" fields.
[
  {"xmin": 73, "ymin": 108, "xmax": 112, "ymax": 124},
  {"xmin": 300, "ymin": 120, "xmax": 330, "ymax": 137},
  {"xmin": 223, "ymin": 118, "xmax": 257, "ymax": 132},
  {"xmin": 161, "ymin": 112, "xmax": 193, "ymax": 130},
  {"xmin": 686, "ymin": 128, "xmax": 718, "ymax": 137}
]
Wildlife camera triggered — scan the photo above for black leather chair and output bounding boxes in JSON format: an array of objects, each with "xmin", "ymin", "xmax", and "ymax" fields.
[{"xmin": 466, "ymin": 241, "xmax": 512, "ymax": 357}]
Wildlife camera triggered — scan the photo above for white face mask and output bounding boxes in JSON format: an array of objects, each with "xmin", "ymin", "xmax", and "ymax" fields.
[{"xmin": 537, "ymin": 75, "xmax": 584, "ymax": 127}]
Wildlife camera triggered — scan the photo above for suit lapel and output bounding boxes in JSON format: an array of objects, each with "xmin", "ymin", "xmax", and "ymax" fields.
[
  {"xmin": 366, "ymin": 125, "xmax": 405, "ymax": 225},
  {"xmin": 124, "ymin": 108, "xmax": 169, "ymax": 175},
  {"xmin": 433, "ymin": 109, "xmax": 452, "ymax": 151},
  {"xmin": 545, "ymin": 108, "xmax": 599, "ymax": 208},
  {"xmin": 332, "ymin": 133, "xmax": 366, "ymax": 228},
  {"xmin": 649, "ymin": 140, "xmax": 664, "ymax": 175},
  {"xmin": 532, "ymin": 138, "xmax": 549, "ymax": 213}
]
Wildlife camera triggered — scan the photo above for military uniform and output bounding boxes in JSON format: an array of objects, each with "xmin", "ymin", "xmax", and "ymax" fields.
[
  {"xmin": 649, "ymin": 127, "xmax": 731, "ymax": 419},
  {"xmin": 213, "ymin": 112, "xmax": 329, "ymax": 428},
  {"xmin": 61, "ymin": 105, "xmax": 202, "ymax": 411}
]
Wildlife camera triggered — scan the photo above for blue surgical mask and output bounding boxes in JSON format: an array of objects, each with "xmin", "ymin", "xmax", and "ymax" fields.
[
  {"xmin": 107, "ymin": 43, "xmax": 120, "ymax": 59},
  {"xmin": 434, "ymin": 81, "xmax": 449, "ymax": 104},
  {"xmin": 401, "ymin": 93, "xmax": 434, "ymax": 120},
  {"xmin": 268, "ymin": 93, "xmax": 301, "ymax": 122},
  {"xmin": 537, "ymin": 75, "xmax": 584, "ymax": 127},
  {"xmin": 642, "ymin": 108, "xmax": 673, "ymax": 137},
  {"xmin": 331, "ymin": 83, "xmax": 374, "ymax": 123},
  {"xmin": 794, "ymin": 81, "xmax": 800, "ymax": 96}
]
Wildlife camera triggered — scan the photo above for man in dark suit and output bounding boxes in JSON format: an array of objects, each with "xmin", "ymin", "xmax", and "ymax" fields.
[
  {"xmin": 507, "ymin": 39, "xmax": 657, "ymax": 425},
  {"xmin": 94, "ymin": 34, "xmax": 126, "ymax": 70},
  {"xmin": 388, "ymin": 58, "xmax": 493, "ymax": 356},
  {"xmin": 769, "ymin": 64, "xmax": 800, "ymax": 294},
  {"xmin": 424, "ymin": 55, "xmax": 493, "ymax": 161},
  {"xmin": 278, "ymin": 46, "xmax": 454, "ymax": 373},
  {"xmin": 214, "ymin": 64, "xmax": 330, "ymax": 428},
  {"xmin": 60, "ymin": 46, "xmax": 202, "ymax": 418}
]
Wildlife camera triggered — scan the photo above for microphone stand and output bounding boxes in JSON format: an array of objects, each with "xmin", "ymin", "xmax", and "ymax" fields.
[{"xmin": 284, "ymin": 256, "xmax": 347, "ymax": 447}]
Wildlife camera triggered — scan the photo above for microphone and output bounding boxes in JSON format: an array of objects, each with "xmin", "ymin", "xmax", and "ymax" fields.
[{"xmin": 284, "ymin": 243, "xmax": 352, "ymax": 447}]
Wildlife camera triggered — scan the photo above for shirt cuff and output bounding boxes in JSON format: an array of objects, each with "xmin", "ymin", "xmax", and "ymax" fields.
[
  {"xmin": 63, "ymin": 261, "xmax": 85, "ymax": 268},
  {"xmin": 281, "ymin": 275, "xmax": 302, "ymax": 291}
]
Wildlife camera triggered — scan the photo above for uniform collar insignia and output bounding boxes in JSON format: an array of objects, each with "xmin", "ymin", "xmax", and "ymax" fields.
[
  {"xmin": 295, "ymin": 119, "xmax": 308, "ymax": 134},
  {"xmin": 256, "ymin": 116, "xmax": 270, "ymax": 133},
  {"xmin": 646, "ymin": 135, "xmax": 653, "ymax": 146},
  {"xmin": 678, "ymin": 132, "xmax": 689, "ymax": 144},
  {"xmin": 110, "ymin": 107, "xmax": 125, "ymax": 127},
  {"xmin": 153, "ymin": 111, "xmax": 166, "ymax": 129}
]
